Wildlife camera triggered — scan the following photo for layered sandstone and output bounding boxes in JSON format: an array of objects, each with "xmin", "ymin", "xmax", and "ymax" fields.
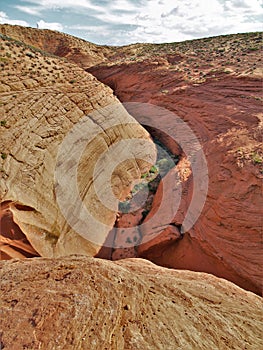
[
  {"xmin": 0, "ymin": 255, "xmax": 262, "ymax": 350},
  {"xmin": 88, "ymin": 32, "xmax": 263, "ymax": 294},
  {"xmin": 0, "ymin": 25, "xmax": 262, "ymax": 295},
  {"xmin": 0, "ymin": 33, "xmax": 155, "ymax": 259}
]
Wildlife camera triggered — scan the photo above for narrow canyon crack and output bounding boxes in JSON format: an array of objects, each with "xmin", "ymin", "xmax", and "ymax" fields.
[{"xmin": 96, "ymin": 127, "xmax": 184, "ymax": 261}]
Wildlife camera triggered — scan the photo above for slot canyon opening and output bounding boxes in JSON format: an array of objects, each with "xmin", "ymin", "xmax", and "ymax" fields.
[
  {"xmin": 118, "ymin": 127, "xmax": 180, "ymax": 217},
  {"xmin": 1, "ymin": 104, "xmax": 260, "ymax": 295},
  {"xmin": 96, "ymin": 125, "xmax": 183, "ymax": 261},
  {"xmin": 94, "ymin": 100, "xmax": 262, "ymax": 295},
  {"xmin": 0, "ymin": 125, "xmax": 182, "ymax": 262}
]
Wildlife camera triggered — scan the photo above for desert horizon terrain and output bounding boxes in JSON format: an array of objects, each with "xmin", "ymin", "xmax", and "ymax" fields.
[{"xmin": 0, "ymin": 24, "xmax": 262, "ymax": 349}]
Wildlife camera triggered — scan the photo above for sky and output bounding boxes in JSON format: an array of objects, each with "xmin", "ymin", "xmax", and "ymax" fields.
[{"xmin": 0, "ymin": 0, "xmax": 262, "ymax": 46}]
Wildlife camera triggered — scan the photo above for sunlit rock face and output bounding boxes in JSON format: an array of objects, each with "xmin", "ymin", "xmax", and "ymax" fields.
[
  {"xmin": 0, "ymin": 33, "xmax": 155, "ymax": 259},
  {"xmin": 0, "ymin": 25, "xmax": 262, "ymax": 296}
]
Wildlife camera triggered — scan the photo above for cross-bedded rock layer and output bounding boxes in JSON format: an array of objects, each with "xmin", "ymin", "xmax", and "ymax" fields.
[
  {"xmin": 0, "ymin": 33, "xmax": 154, "ymax": 259},
  {"xmin": 0, "ymin": 25, "xmax": 262, "ymax": 295}
]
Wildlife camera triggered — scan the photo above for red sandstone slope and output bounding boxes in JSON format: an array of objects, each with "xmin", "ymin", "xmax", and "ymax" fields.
[
  {"xmin": 0, "ymin": 24, "xmax": 114, "ymax": 68},
  {"xmin": 0, "ymin": 25, "xmax": 262, "ymax": 295},
  {"xmin": 88, "ymin": 33, "xmax": 263, "ymax": 295}
]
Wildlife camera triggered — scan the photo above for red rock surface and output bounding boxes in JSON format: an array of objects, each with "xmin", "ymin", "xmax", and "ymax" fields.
[
  {"xmin": 0, "ymin": 256, "xmax": 262, "ymax": 350},
  {"xmin": 0, "ymin": 202, "xmax": 40, "ymax": 259},
  {"xmin": 0, "ymin": 26, "xmax": 262, "ymax": 295},
  {"xmin": 88, "ymin": 44, "xmax": 263, "ymax": 295},
  {"xmin": 0, "ymin": 24, "xmax": 113, "ymax": 68}
]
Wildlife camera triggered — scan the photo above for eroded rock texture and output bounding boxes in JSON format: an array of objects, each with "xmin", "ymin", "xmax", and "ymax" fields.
[
  {"xmin": 88, "ymin": 33, "xmax": 263, "ymax": 295},
  {"xmin": 0, "ymin": 34, "xmax": 154, "ymax": 258},
  {"xmin": 0, "ymin": 26, "xmax": 262, "ymax": 296},
  {"xmin": 0, "ymin": 256, "xmax": 262, "ymax": 350}
]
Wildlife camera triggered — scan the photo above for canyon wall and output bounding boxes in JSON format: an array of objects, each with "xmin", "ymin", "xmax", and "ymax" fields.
[
  {"xmin": 0, "ymin": 33, "xmax": 155, "ymax": 259},
  {"xmin": 88, "ymin": 33, "xmax": 262, "ymax": 294},
  {"xmin": 0, "ymin": 26, "xmax": 261, "ymax": 295}
]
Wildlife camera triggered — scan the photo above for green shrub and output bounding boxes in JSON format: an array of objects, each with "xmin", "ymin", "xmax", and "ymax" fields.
[
  {"xmin": 125, "ymin": 237, "xmax": 132, "ymax": 244},
  {"xmin": 252, "ymin": 153, "xmax": 262, "ymax": 164},
  {"xmin": 1, "ymin": 153, "xmax": 7, "ymax": 160},
  {"xmin": 149, "ymin": 165, "xmax": 158, "ymax": 173},
  {"xmin": 141, "ymin": 172, "xmax": 148, "ymax": 179}
]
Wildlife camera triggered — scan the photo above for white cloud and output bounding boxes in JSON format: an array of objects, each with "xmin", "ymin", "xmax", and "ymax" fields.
[
  {"xmin": 225, "ymin": 0, "xmax": 261, "ymax": 11},
  {"xmin": 7, "ymin": 0, "xmax": 263, "ymax": 45},
  {"xmin": 68, "ymin": 24, "xmax": 108, "ymax": 31},
  {"xmin": 15, "ymin": 5, "xmax": 41, "ymax": 16},
  {"xmin": 0, "ymin": 11, "xmax": 29, "ymax": 26},
  {"xmin": 108, "ymin": 0, "xmax": 139, "ymax": 12},
  {"xmin": 37, "ymin": 19, "xmax": 63, "ymax": 31},
  {"xmin": 83, "ymin": 0, "xmax": 261, "ymax": 44},
  {"xmin": 19, "ymin": 0, "xmax": 106, "ymax": 14}
]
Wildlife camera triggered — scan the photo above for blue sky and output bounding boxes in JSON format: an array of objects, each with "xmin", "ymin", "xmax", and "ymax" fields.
[{"xmin": 0, "ymin": 0, "xmax": 262, "ymax": 45}]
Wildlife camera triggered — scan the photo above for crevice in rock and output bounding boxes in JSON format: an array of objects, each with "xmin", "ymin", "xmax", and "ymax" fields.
[
  {"xmin": 0, "ymin": 201, "xmax": 40, "ymax": 260},
  {"xmin": 118, "ymin": 134, "xmax": 179, "ymax": 216},
  {"xmin": 13, "ymin": 203, "xmax": 36, "ymax": 212},
  {"xmin": 97, "ymin": 129, "xmax": 182, "ymax": 261},
  {"xmin": 169, "ymin": 222, "xmax": 184, "ymax": 238}
]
